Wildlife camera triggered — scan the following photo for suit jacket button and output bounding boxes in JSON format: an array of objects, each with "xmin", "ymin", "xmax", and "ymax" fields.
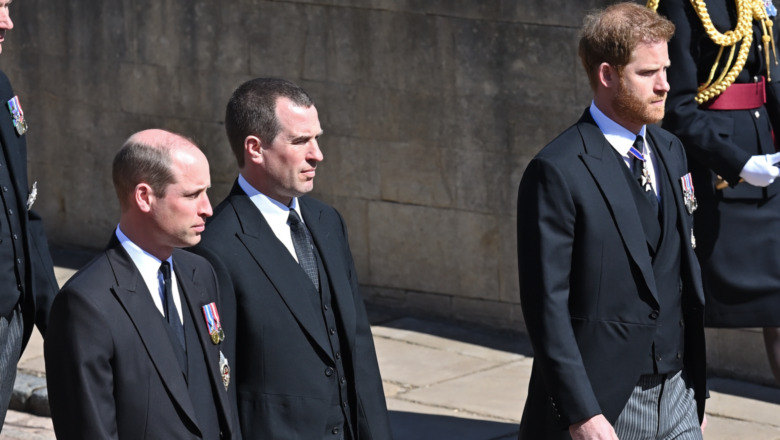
[
  {"xmin": 325, "ymin": 367, "xmax": 334, "ymax": 377},
  {"xmin": 332, "ymin": 427, "xmax": 340, "ymax": 435},
  {"xmin": 649, "ymin": 310, "xmax": 659, "ymax": 319}
]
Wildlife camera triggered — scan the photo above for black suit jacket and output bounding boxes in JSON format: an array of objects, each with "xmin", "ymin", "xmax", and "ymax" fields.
[
  {"xmin": 516, "ymin": 111, "xmax": 706, "ymax": 439},
  {"xmin": 193, "ymin": 182, "xmax": 392, "ymax": 440},
  {"xmin": 44, "ymin": 237, "xmax": 236, "ymax": 440},
  {"xmin": 0, "ymin": 70, "xmax": 58, "ymax": 348}
]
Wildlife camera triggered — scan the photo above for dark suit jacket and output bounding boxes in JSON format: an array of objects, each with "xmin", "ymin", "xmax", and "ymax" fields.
[
  {"xmin": 44, "ymin": 237, "xmax": 236, "ymax": 440},
  {"xmin": 0, "ymin": 70, "xmax": 58, "ymax": 348},
  {"xmin": 516, "ymin": 111, "xmax": 706, "ymax": 439},
  {"xmin": 193, "ymin": 182, "xmax": 392, "ymax": 440}
]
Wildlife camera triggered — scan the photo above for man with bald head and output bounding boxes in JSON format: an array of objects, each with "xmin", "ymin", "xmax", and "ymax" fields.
[{"xmin": 44, "ymin": 129, "xmax": 237, "ymax": 440}]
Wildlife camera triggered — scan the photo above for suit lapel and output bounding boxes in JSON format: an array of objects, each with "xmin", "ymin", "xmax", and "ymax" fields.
[
  {"xmin": 301, "ymin": 198, "xmax": 357, "ymax": 351},
  {"xmin": 173, "ymin": 250, "xmax": 234, "ymax": 436},
  {"xmin": 228, "ymin": 184, "xmax": 333, "ymax": 358},
  {"xmin": 577, "ymin": 113, "xmax": 659, "ymax": 304},
  {"xmin": 646, "ymin": 127, "xmax": 706, "ymax": 305},
  {"xmin": 105, "ymin": 243, "xmax": 201, "ymax": 434}
]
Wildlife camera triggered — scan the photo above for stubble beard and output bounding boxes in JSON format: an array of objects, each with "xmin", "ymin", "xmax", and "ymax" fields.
[{"xmin": 614, "ymin": 79, "xmax": 665, "ymax": 127}]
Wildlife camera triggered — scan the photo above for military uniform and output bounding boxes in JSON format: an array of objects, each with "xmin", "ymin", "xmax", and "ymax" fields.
[{"xmin": 659, "ymin": 0, "xmax": 780, "ymax": 326}]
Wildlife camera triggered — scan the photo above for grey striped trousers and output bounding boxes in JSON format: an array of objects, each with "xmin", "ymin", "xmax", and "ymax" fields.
[
  {"xmin": 613, "ymin": 370, "xmax": 702, "ymax": 440},
  {"xmin": 0, "ymin": 305, "xmax": 23, "ymax": 433}
]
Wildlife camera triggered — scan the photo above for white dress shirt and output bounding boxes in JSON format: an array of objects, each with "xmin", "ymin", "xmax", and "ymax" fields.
[
  {"xmin": 115, "ymin": 225, "xmax": 184, "ymax": 321},
  {"xmin": 590, "ymin": 101, "xmax": 660, "ymax": 198},
  {"xmin": 238, "ymin": 174, "xmax": 306, "ymax": 262}
]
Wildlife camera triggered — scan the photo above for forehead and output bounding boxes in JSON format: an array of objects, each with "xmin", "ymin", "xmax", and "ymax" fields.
[
  {"xmin": 274, "ymin": 98, "xmax": 321, "ymax": 134},
  {"xmin": 628, "ymin": 40, "xmax": 669, "ymax": 64},
  {"xmin": 169, "ymin": 148, "xmax": 209, "ymax": 183}
]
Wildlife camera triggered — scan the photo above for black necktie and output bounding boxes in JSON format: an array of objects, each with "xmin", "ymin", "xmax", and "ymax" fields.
[
  {"xmin": 160, "ymin": 261, "xmax": 185, "ymax": 350},
  {"xmin": 632, "ymin": 135, "xmax": 659, "ymax": 213},
  {"xmin": 288, "ymin": 210, "xmax": 320, "ymax": 290}
]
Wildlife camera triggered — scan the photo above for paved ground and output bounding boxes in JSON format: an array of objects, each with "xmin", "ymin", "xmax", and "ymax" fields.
[{"xmin": 3, "ymin": 249, "xmax": 780, "ymax": 439}]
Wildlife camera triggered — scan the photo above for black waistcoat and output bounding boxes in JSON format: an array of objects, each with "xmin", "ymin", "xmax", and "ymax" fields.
[
  {"xmin": 184, "ymin": 302, "xmax": 222, "ymax": 440},
  {"xmin": 162, "ymin": 293, "xmax": 223, "ymax": 439},
  {"xmin": 615, "ymin": 140, "xmax": 685, "ymax": 374},
  {"xmin": 310, "ymin": 243, "xmax": 354, "ymax": 440}
]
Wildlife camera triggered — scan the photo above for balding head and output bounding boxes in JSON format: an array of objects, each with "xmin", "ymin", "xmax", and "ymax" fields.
[{"xmin": 112, "ymin": 129, "xmax": 201, "ymax": 210}]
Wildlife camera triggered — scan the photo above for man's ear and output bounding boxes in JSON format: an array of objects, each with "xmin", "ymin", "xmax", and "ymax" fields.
[
  {"xmin": 598, "ymin": 62, "xmax": 618, "ymax": 89},
  {"xmin": 245, "ymin": 136, "xmax": 263, "ymax": 165},
  {"xmin": 135, "ymin": 183, "xmax": 154, "ymax": 213}
]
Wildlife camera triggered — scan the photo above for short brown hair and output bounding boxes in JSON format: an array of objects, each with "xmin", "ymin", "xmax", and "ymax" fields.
[
  {"xmin": 579, "ymin": 2, "xmax": 674, "ymax": 90},
  {"xmin": 225, "ymin": 78, "xmax": 314, "ymax": 168},
  {"xmin": 112, "ymin": 131, "xmax": 198, "ymax": 209}
]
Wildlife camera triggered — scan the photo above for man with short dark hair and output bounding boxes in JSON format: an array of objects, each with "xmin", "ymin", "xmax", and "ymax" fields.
[
  {"xmin": 193, "ymin": 78, "xmax": 392, "ymax": 440},
  {"xmin": 0, "ymin": 0, "xmax": 59, "ymax": 430},
  {"xmin": 45, "ymin": 129, "xmax": 237, "ymax": 439},
  {"xmin": 516, "ymin": 3, "xmax": 707, "ymax": 439}
]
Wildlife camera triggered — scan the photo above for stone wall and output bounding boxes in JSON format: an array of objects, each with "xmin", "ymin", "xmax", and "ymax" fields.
[
  {"xmin": 5, "ymin": 0, "xmax": 608, "ymax": 331},
  {"xmin": 3, "ymin": 0, "xmax": 775, "ymax": 385}
]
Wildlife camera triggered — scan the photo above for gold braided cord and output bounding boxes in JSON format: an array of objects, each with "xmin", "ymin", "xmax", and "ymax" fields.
[
  {"xmin": 648, "ymin": 0, "xmax": 778, "ymax": 104},
  {"xmin": 647, "ymin": 0, "xmax": 660, "ymax": 12}
]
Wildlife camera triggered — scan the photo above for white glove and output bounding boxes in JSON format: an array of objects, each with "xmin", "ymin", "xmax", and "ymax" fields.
[{"xmin": 739, "ymin": 153, "xmax": 780, "ymax": 187}]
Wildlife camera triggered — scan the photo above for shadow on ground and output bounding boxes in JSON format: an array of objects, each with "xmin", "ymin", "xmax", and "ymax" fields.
[
  {"xmin": 366, "ymin": 305, "xmax": 534, "ymax": 357},
  {"xmin": 389, "ymin": 411, "xmax": 518, "ymax": 440}
]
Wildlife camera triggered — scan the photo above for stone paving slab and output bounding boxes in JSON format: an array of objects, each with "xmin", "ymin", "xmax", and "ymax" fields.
[
  {"xmin": 397, "ymin": 359, "xmax": 530, "ymax": 422},
  {"xmin": 374, "ymin": 337, "xmax": 503, "ymax": 387},
  {"xmin": 0, "ymin": 411, "xmax": 54, "ymax": 440},
  {"xmin": 706, "ymin": 391, "xmax": 780, "ymax": 429},
  {"xmin": 703, "ymin": 414, "xmax": 780, "ymax": 440}
]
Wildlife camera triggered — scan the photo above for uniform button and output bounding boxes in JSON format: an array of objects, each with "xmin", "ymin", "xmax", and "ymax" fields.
[
  {"xmin": 324, "ymin": 304, "xmax": 329, "ymax": 311},
  {"xmin": 325, "ymin": 367, "xmax": 334, "ymax": 377},
  {"xmin": 16, "ymin": 258, "xmax": 21, "ymax": 265},
  {"xmin": 12, "ymin": 234, "xmax": 17, "ymax": 240},
  {"xmin": 677, "ymin": 351, "xmax": 682, "ymax": 359},
  {"xmin": 649, "ymin": 310, "xmax": 659, "ymax": 319},
  {"xmin": 8, "ymin": 209, "xmax": 12, "ymax": 215},
  {"xmin": 340, "ymin": 376, "xmax": 347, "ymax": 385},
  {"xmin": 656, "ymin": 354, "xmax": 662, "ymax": 361},
  {"xmin": 2, "ymin": 186, "xmax": 7, "ymax": 192},
  {"xmin": 330, "ymin": 327, "xmax": 336, "ymax": 335},
  {"xmin": 332, "ymin": 427, "xmax": 340, "ymax": 435},
  {"xmin": 755, "ymin": 110, "xmax": 761, "ymax": 118},
  {"xmin": 335, "ymin": 352, "xmax": 341, "ymax": 359},
  {"xmin": 680, "ymin": 319, "xmax": 685, "ymax": 327},
  {"xmin": 343, "ymin": 402, "xmax": 348, "ymax": 408}
]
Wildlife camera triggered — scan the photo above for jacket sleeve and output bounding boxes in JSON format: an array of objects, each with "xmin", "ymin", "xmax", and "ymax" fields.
[
  {"xmin": 517, "ymin": 157, "xmax": 602, "ymax": 428},
  {"xmin": 44, "ymin": 285, "xmax": 119, "ymax": 440},
  {"xmin": 333, "ymin": 209, "xmax": 393, "ymax": 440},
  {"xmin": 27, "ymin": 209, "xmax": 58, "ymax": 336}
]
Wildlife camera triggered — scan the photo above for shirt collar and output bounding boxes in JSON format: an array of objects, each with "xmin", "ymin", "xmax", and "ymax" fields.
[
  {"xmin": 237, "ymin": 174, "xmax": 304, "ymax": 224},
  {"xmin": 589, "ymin": 101, "xmax": 646, "ymax": 157},
  {"xmin": 115, "ymin": 225, "xmax": 171, "ymax": 270}
]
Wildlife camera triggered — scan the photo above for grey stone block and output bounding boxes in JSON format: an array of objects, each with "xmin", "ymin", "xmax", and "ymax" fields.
[
  {"xmin": 10, "ymin": 374, "xmax": 48, "ymax": 417},
  {"xmin": 368, "ymin": 202, "xmax": 501, "ymax": 299}
]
